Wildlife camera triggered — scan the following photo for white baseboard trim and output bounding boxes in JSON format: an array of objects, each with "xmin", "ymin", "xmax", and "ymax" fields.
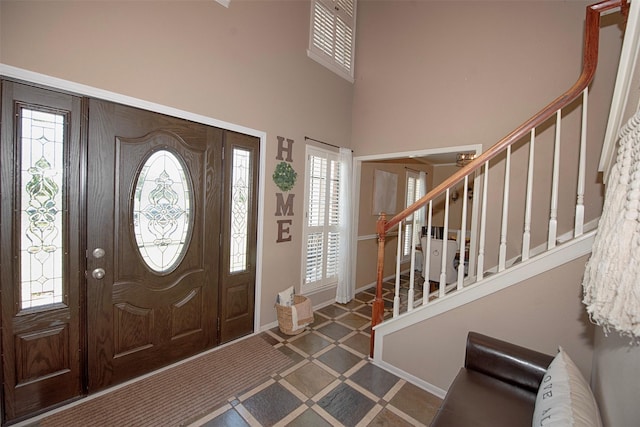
[
  {"xmin": 260, "ymin": 320, "xmax": 279, "ymax": 332},
  {"xmin": 373, "ymin": 358, "xmax": 447, "ymax": 399}
]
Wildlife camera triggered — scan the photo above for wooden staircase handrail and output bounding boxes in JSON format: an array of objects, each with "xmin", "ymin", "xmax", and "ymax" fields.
[
  {"xmin": 370, "ymin": 0, "xmax": 626, "ymax": 358},
  {"xmin": 382, "ymin": 0, "xmax": 623, "ymax": 234}
]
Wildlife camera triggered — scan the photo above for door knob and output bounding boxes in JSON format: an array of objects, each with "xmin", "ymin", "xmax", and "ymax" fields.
[{"xmin": 92, "ymin": 268, "xmax": 106, "ymax": 280}]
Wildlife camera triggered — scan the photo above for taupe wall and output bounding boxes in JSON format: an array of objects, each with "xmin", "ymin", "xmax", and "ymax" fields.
[
  {"xmin": 383, "ymin": 255, "xmax": 596, "ymax": 391},
  {"xmin": 0, "ymin": 0, "xmax": 353, "ymax": 325},
  {"xmin": 591, "ymin": 328, "xmax": 640, "ymax": 427},
  {"xmin": 352, "ymin": 1, "xmax": 622, "ymax": 157},
  {"xmin": 356, "ymin": 161, "xmax": 432, "ymax": 289}
]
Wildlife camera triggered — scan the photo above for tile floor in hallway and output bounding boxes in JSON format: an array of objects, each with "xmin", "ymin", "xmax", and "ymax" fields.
[{"xmin": 194, "ymin": 281, "xmax": 441, "ymax": 427}]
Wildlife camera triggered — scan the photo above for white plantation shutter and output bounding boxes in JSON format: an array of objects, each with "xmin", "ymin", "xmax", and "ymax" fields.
[
  {"xmin": 312, "ymin": 2, "xmax": 334, "ymax": 57},
  {"xmin": 308, "ymin": 0, "xmax": 356, "ymax": 82},
  {"xmin": 303, "ymin": 146, "xmax": 341, "ymax": 291},
  {"xmin": 326, "ymin": 160, "xmax": 341, "ymax": 278},
  {"xmin": 306, "ymin": 233, "xmax": 324, "ymax": 284},
  {"xmin": 308, "ymin": 155, "xmax": 327, "ymax": 227},
  {"xmin": 403, "ymin": 172, "xmax": 423, "ymax": 258},
  {"xmin": 326, "ymin": 231, "xmax": 340, "ymax": 278}
]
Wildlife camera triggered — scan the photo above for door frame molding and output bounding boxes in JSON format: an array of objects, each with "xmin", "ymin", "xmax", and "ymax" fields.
[
  {"xmin": 0, "ymin": 63, "xmax": 266, "ymax": 338},
  {"xmin": 351, "ymin": 145, "xmax": 483, "ymax": 295}
]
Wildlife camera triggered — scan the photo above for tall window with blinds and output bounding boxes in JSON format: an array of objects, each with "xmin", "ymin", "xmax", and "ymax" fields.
[
  {"xmin": 302, "ymin": 146, "xmax": 341, "ymax": 292},
  {"xmin": 308, "ymin": 0, "xmax": 357, "ymax": 83}
]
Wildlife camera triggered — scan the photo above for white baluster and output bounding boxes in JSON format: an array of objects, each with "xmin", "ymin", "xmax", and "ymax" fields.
[
  {"xmin": 522, "ymin": 128, "xmax": 535, "ymax": 261},
  {"xmin": 575, "ymin": 89, "xmax": 587, "ymax": 237},
  {"xmin": 394, "ymin": 221, "xmax": 402, "ymax": 317},
  {"xmin": 467, "ymin": 171, "xmax": 479, "ymax": 280},
  {"xmin": 499, "ymin": 146, "xmax": 511, "ymax": 272},
  {"xmin": 422, "ymin": 201, "xmax": 433, "ymax": 306},
  {"xmin": 457, "ymin": 176, "xmax": 468, "ymax": 290},
  {"xmin": 477, "ymin": 161, "xmax": 489, "ymax": 280},
  {"xmin": 548, "ymin": 110, "xmax": 561, "ymax": 249},
  {"xmin": 407, "ymin": 212, "xmax": 418, "ymax": 311},
  {"xmin": 440, "ymin": 190, "xmax": 450, "ymax": 295}
]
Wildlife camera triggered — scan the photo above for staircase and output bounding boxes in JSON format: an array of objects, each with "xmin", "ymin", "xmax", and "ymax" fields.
[{"xmin": 368, "ymin": 0, "xmax": 629, "ymax": 362}]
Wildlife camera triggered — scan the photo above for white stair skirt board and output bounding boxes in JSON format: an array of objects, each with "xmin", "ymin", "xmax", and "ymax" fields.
[
  {"xmin": 371, "ymin": 229, "xmax": 596, "ymax": 362},
  {"xmin": 375, "ymin": 358, "xmax": 448, "ymax": 400}
]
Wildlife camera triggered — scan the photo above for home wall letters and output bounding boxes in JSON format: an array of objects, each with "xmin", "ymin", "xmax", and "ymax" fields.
[{"xmin": 274, "ymin": 136, "xmax": 296, "ymax": 243}]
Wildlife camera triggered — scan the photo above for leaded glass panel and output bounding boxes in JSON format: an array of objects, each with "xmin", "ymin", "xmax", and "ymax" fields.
[
  {"xmin": 230, "ymin": 148, "xmax": 251, "ymax": 273},
  {"xmin": 20, "ymin": 108, "xmax": 65, "ymax": 309},
  {"xmin": 133, "ymin": 150, "xmax": 192, "ymax": 273}
]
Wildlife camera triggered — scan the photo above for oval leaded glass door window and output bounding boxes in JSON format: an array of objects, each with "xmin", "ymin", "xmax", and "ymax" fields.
[{"xmin": 132, "ymin": 149, "xmax": 192, "ymax": 273}]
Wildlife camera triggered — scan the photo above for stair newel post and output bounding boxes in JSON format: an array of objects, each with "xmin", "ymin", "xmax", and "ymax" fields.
[{"xmin": 370, "ymin": 213, "xmax": 387, "ymax": 358}]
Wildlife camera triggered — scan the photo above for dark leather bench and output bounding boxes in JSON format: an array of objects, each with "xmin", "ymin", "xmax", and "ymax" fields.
[{"xmin": 430, "ymin": 332, "xmax": 554, "ymax": 427}]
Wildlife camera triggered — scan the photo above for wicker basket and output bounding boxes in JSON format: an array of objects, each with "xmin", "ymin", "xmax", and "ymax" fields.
[{"xmin": 275, "ymin": 295, "xmax": 310, "ymax": 335}]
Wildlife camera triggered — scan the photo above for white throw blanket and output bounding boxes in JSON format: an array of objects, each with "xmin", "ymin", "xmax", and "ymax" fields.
[{"xmin": 582, "ymin": 111, "xmax": 640, "ymax": 339}]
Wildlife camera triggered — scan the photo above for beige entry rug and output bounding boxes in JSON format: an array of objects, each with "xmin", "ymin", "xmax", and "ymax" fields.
[{"xmin": 36, "ymin": 335, "xmax": 293, "ymax": 427}]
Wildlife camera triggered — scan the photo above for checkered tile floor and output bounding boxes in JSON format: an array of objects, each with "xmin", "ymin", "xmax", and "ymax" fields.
[{"xmin": 193, "ymin": 283, "xmax": 441, "ymax": 427}]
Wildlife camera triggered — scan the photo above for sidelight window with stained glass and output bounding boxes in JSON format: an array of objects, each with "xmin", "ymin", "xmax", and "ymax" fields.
[
  {"xmin": 19, "ymin": 107, "xmax": 66, "ymax": 309},
  {"xmin": 230, "ymin": 148, "xmax": 251, "ymax": 273}
]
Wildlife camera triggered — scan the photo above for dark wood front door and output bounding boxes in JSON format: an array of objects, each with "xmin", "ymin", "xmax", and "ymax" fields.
[{"xmin": 85, "ymin": 99, "xmax": 224, "ymax": 391}]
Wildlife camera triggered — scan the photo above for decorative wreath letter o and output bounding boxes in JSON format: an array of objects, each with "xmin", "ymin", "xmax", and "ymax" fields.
[{"xmin": 272, "ymin": 161, "xmax": 297, "ymax": 192}]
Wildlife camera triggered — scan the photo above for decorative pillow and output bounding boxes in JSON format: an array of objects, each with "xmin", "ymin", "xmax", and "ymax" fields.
[
  {"xmin": 532, "ymin": 347, "xmax": 603, "ymax": 427},
  {"xmin": 277, "ymin": 286, "xmax": 295, "ymax": 307}
]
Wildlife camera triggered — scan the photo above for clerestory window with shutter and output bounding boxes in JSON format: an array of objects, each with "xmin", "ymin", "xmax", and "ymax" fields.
[
  {"xmin": 302, "ymin": 146, "xmax": 341, "ymax": 293},
  {"xmin": 308, "ymin": 0, "xmax": 357, "ymax": 83}
]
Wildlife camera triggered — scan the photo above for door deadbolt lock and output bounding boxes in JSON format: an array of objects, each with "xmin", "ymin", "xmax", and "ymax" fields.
[{"xmin": 92, "ymin": 268, "xmax": 106, "ymax": 280}]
